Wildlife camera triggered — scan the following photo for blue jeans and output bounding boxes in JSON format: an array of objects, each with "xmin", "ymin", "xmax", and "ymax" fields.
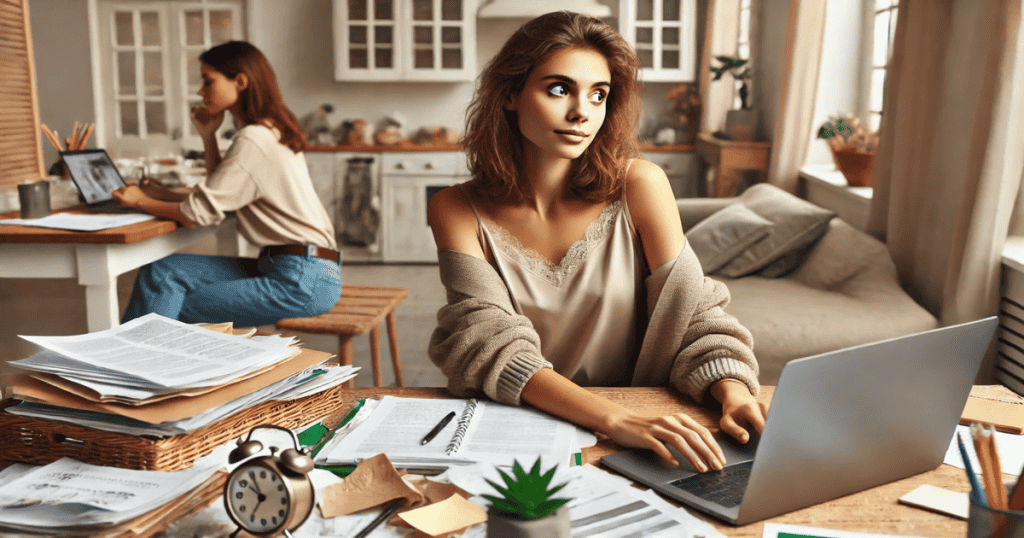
[{"xmin": 122, "ymin": 252, "xmax": 342, "ymax": 326}]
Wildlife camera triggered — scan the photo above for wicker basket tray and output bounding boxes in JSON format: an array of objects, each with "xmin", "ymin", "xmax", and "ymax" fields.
[{"xmin": 0, "ymin": 384, "xmax": 349, "ymax": 472}]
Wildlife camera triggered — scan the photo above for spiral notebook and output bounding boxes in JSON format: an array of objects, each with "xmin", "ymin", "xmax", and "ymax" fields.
[{"xmin": 319, "ymin": 396, "xmax": 578, "ymax": 470}]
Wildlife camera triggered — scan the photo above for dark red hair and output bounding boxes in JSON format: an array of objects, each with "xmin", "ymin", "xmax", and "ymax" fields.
[
  {"xmin": 200, "ymin": 41, "xmax": 307, "ymax": 153},
  {"xmin": 463, "ymin": 11, "xmax": 642, "ymax": 204}
]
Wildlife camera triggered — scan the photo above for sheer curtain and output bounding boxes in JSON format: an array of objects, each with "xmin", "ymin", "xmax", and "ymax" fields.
[
  {"xmin": 867, "ymin": 0, "xmax": 1024, "ymax": 380},
  {"xmin": 763, "ymin": 0, "xmax": 827, "ymax": 193}
]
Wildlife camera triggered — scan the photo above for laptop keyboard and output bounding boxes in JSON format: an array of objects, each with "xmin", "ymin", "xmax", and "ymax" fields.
[{"xmin": 668, "ymin": 461, "xmax": 753, "ymax": 508}]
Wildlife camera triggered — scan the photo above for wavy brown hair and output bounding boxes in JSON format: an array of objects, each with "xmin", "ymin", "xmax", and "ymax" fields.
[
  {"xmin": 200, "ymin": 41, "xmax": 307, "ymax": 153},
  {"xmin": 463, "ymin": 11, "xmax": 642, "ymax": 204}
]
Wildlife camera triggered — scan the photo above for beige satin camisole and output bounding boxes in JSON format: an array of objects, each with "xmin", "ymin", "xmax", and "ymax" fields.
[{"xmin": 460, "ymin": 181, "xmax": 645, "ymax": 387}]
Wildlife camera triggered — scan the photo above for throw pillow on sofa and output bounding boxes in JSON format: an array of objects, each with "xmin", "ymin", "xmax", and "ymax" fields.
[
  {"xmin": 715, "ymin": 184, "xmax": 836, "ymax": 278},
  {"xmin": 685, "ymin": 203, "xmax": 775, "ymax": 274}
]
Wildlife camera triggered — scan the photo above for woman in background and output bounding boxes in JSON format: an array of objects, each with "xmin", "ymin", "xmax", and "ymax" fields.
[
  {"xmin": 114, "ymin": 40, "xmax": 341, "ymax": 327},
  {"xmin": 428, "ymin": 12, "xmax": 766, "ymax": 473}
]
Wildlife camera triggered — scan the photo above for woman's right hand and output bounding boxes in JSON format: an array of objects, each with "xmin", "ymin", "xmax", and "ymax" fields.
[
  {"xmin": 190, "ymin": 105, "xmax": 224, "ymax": 139},
  {"xmin": 603, "ymin": 409, "xmax": 726, "ymax": 472}
]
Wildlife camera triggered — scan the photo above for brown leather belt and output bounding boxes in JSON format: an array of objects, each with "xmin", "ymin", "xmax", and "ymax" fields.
[{"xmin": 260, "ymin": 244, "xmax": 341, "ymax": 263}]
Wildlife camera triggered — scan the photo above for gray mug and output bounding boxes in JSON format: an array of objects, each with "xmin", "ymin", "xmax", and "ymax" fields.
[{"xmin": 18, "ymin": 181, "xmax": 50, "ymax": 219}]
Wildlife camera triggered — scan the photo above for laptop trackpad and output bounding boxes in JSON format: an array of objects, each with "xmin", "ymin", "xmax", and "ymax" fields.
[{"xmin": 601, "ymin": 432, "xmax": 760, "ymax": 485}]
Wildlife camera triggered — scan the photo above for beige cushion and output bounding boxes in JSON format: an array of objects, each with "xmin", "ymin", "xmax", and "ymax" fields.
[
  {"xmin": 716, "ymin": 184, "xmax": 836, "ymax": 278},
  {"xmin": 685, "ymin": 203, "xmax": 774, "ymax": 273}
]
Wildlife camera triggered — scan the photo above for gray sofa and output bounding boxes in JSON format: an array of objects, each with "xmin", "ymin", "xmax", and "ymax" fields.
[{"xmin": 678, "ymin": 187, "xmax": 939, "ymax": 384}]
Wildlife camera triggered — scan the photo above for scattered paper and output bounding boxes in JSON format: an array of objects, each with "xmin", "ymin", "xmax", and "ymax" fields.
[
  {"xmin": 898, "ymin": 484, "xmax": 969, "ymax": 520},
  {"xmin": 318, "ymin": 454, "xmax": 425, "ymax": 518},
  {"xmin": 943, "ymin": 424, "xmax": 1024, "ymax": 477},
  {"xmin": 0, "ymin": 212, "xmax": 155, "ymax": 231},
  {"xmin": 397, "ymin": 493, "xmax": 487, "ymax": 537}
]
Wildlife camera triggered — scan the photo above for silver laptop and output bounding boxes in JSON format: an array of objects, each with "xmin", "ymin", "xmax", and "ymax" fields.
[
  {"xmin": 601, "ymin": 316, "xmax": 998, "ymax": 525},
  {"xmin": 60, "ymin": 149, "xmax": 139, "ymax": 213}
]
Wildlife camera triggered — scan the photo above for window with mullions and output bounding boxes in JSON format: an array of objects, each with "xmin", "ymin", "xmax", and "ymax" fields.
[
  {"xmin": 865, "ymin": 0, "xmax": 898, "ymax": 132},
  {"xmin": 98, "ymin": 1, "xmax": 243, "ymax": 153}
]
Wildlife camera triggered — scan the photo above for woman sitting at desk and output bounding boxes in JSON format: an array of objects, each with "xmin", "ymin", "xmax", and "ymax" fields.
[
  {"xmin": 428, "ymin": 12, "xmax": 767, "ymax": 473},
  {"xmin": 113, "ymin": 40, "xmax": 341, "ymax": 327}
]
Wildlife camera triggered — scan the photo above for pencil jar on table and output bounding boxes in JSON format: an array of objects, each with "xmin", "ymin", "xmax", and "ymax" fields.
[{"xmin": 968, "ymin": 487, "xmax": 1024, "ymax": 538}]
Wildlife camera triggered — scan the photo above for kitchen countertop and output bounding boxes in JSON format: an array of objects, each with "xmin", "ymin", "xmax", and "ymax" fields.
[{"xmin": 307, "ymin": 143, "xmax": 695, "ymax": 153}]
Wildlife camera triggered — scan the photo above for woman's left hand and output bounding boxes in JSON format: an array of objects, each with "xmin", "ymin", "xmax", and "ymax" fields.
[
  {"xmin": 111, "ymin": 184, "xmax": 145, "ymax": 208},
  {"xmin": 711, "ymin": 379, "xmax": 768, "ymax": 444}
]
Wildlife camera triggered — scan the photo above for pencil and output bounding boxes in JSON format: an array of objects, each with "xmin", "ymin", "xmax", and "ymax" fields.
[
  {"xmin": 40, "ymin": 124, "xmax": 62, "ymax": 152},
  {"xmin": 972, "ymin": 423, "xmax": 997, "ymax": 508},
  {"xmin": 1010, "ymin": 467, "xmax": 1024, "ymax": 511},
  {"xmin": 79, "ymin": 123, "xmax": 94, "ymax": 149},
  {"xmin": 70, "ymin": 122, "xmax": 81, "ymax": 149},
  {"xmin": 958, "ymin": 431, "xmax": 987, "ymax": 507},
  {"xmin": 986, "ymin": 424, "xmax": 1008, "ymax": 510}
]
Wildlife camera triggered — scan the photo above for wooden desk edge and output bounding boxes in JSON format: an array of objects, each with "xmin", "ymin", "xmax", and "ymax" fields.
[{"xmin": 0, "ymin": 208, "xmax": 180, "ymax": 244}]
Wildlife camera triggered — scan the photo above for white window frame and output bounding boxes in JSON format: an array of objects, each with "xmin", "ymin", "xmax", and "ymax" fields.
[
  {"xmin": 733, "ymin": 0, "xmax": 752, "ymax": 110},
  {"xmin": 91, "ymin": 0, "xmax": 244, "ymax": 155},
  {"xmin": 859, "ymin": 0, "xmax": 898, "ymax": 132}
]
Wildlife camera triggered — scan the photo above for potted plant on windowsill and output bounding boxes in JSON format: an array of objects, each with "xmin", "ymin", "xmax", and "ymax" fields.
[
  {"xmin": 817, "ymin": 114, "xmax": 879, "ymax": 187},
  {"xmin": 484, "ymin": 458, "xmax": 571, "ymax": 538}
]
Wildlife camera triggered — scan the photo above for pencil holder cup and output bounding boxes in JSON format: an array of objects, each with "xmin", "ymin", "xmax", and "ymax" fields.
[
  {"xmin": 968, "ymin": 487, "xmax": 1024, "ymax": 538},
  {"xmin": 17, "ymin": 181, "xmax": 50, "ymax": 219}
]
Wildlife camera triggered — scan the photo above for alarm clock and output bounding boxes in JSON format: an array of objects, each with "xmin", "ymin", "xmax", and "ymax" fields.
[{"xmin": 225, "ymin": 424, "xmax": 316, "ymax": 538}]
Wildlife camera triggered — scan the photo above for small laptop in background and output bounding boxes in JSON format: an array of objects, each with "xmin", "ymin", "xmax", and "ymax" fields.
[
  {"xmin": 60, "ymin": 149, "xmax": 139, "ymax": 214},
  {"xmin": 601, "ymin": 317, "xmax": 998, "ymax": 526}
]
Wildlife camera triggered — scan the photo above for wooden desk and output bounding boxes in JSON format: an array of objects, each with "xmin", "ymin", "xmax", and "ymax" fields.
[
  {"xmin": 0, "ymin": 209, "xmax": 240, "ymax": 331},
  {"xmin": 327, "ymin": 386, "xmax": 970, "ymax": 537},
  {"xmin": 695, "ymin": 133, "xmax": 771, "ymax": 197}
]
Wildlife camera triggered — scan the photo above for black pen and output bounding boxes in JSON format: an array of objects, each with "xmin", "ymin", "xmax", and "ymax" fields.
[
  {"xmin": 421, "ymin": 411, "xmax": 457, "ymax": 445},
  {"xmin": 351, "ymin": 498, "xmax": 404, "ymax": 538}
]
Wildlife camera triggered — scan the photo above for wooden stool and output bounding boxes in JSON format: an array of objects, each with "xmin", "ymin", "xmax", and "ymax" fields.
[{"xmin": 276, "ymin": 285, "xmax": 408, "ymax": 388}]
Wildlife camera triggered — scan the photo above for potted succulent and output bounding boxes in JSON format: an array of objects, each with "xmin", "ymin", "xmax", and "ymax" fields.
[
  {"xmin": 817, "ymin": 114, "xmax": 879, "ymax": 187},
  {"xmin": 712, "ymin": 56, "xmax": 757, "ymax": 141},
  {"xmin": 484, "ymin": 458, "xmax": 571, "ymax": 538}
]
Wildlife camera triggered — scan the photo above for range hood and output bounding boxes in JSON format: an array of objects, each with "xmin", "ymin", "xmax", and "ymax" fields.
[{"xmin": 477, "ymin": 0, "xmax": 612, "ymax": 18}]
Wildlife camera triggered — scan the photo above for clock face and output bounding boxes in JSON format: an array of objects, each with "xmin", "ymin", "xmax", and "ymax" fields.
[{"xmin": 226, "ymin": 462, "xmax": 292, "ymax": 534}]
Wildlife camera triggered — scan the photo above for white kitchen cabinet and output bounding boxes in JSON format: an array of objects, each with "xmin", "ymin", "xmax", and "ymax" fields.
[
  {"xmin": 642, "ymin": 151, "xmax": 698, "ymax": 199},
  {"xmin": 333, "ymin": 0, "xmax": 476, "ymax": 82},
  {"xmin": 381, "ymin": 151, "xmax": 469, "ymax": 262},
  {"xmin": 618, "ymin": 0, "xmax": 697, "ymax": 82}
]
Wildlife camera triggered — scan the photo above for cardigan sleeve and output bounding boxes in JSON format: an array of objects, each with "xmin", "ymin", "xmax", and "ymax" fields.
[
  {"xmin": 633, "ymin": 242, "xmax": 760, "ymax": 401},
  {"xmin": 428, "ymin": 249, "xmax": 553, "ymax": 405}
]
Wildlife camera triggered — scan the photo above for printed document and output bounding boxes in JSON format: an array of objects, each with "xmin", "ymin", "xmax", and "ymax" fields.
[
  {"xmin": 15, "ymin": 313, "xmax": 293, "ymax": 389},
  {"xmin": 0, "ymin": 212, "xmax": 155, "ymax": 231}
]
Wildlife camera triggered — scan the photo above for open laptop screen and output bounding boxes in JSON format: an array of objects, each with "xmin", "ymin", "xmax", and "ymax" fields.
[{"xmin": 60, "ymin": 149, "xmax": 128, "ymax": 205}]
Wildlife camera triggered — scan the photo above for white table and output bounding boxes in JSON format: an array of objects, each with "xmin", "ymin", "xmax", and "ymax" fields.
[{"xmin": 0, "ymin": 213, "xmax": 241, "ymax": 331}]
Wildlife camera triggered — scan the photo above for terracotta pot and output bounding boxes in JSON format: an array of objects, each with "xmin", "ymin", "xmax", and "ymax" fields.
[
  {"xmin": 831, "ymin": 148, "xmax": 875, "ymax": 187},
  {"xmin": 486, "ymin": 506, "xmax": 570, "ymax": 538}
]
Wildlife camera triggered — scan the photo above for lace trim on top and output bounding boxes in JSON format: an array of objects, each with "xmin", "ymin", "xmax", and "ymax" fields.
[{"xmin": 482, "ymin": 201, "xmax": 622, "ymax": 287}]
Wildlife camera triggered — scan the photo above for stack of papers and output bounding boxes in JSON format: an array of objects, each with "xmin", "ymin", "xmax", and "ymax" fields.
[
  {"xmin": 1, "ymin": 313, "xmax": 357, "ymax": 436},
  {"xmin": 0, "ymin": 456, "xmax": 225, "ymax": 537}
]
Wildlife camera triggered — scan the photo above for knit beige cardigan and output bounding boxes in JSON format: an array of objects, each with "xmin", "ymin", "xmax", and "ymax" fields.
[{"xmin": 428, "ymin": 241, "xmax": 760, "ymax": 406}]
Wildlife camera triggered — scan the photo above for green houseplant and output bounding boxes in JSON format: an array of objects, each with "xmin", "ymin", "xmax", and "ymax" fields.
[
  {"xmin": 712, "ymin": 56, "xmax": 758, "ymax": 141},
  {"xmin": 484, "ymin": 458, "xmax": 571, "ymax": 538}
]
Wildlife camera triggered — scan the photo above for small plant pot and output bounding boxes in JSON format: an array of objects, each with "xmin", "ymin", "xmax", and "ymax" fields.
[
  {"xmin": 831, "ymin": 148, "xmax": 875, "ymax": 187},
  {"xmin": 486, "ymin": 506, "xmax": 570, "ymax": 538}
]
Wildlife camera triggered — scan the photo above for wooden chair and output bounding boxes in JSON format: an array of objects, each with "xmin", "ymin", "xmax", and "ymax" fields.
[{"xmin": 276, "ymin": 285, "xmax": 408, "ymax": 387}]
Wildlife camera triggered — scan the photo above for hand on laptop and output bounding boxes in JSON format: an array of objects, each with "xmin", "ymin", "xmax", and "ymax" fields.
[
  {"xmin": 111, "ymin": 185, "xmax": 144, "ymax": 208},
  {"xmin": 711, "ymin": 378, "xmax": 768, "ymax": 444},
  {"xmin": 604, "ymin": 411, "xmax": 727, "ymax": 473}
]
